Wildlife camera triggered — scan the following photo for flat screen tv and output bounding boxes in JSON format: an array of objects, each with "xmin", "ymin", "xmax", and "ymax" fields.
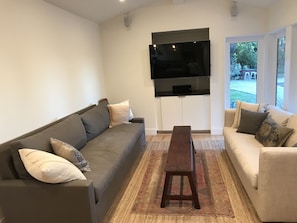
[{"xmin": 149, "ymin": 40, "xmax": 210, "ymax": 79}]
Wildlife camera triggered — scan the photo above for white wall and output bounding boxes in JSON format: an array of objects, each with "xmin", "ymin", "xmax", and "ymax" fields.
[
  {"xmin": 268, "ymin": 0, "xmax": 297, "ymax": 32},
  {"xmin": 0, "ymin": 0, "xmax": 106, "ymax": 143},
  {"xmin": 100, "ymin": 0, "xmax": 268, "ymax": 134},
  {"xmin": 2, "ymin": 0, "xmax": 295, "ymax": 142}
]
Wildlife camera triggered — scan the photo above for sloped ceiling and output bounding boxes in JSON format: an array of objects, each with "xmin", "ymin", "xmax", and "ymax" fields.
[{"xmin": 43, "ymin": 0, "xmax": 279, "ymax": 24}]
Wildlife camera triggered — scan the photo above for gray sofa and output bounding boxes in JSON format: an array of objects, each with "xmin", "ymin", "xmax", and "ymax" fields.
[
  {"xmin": 224, "ymin": 102, "xmax": 297, "ymax": 222},
  {"xmin": 0, "ymin": 98, "xmax": 146, "ymax": 223}
]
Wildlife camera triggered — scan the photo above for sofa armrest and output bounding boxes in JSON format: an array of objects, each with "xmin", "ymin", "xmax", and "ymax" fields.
[
  {"xmin": 224, "ymin": 109, "xmax": 235, "ymax": 127},
  {"xmin": 130, "ymin": 117, "xmax": 144, "ymax": 123},
  {"xmin": 0, "ymin": 179, "xmax": 97, "ymax": 223},
  {"xmin": 258, "ymin": 147, "xmax": 297, "ymax": 218}
]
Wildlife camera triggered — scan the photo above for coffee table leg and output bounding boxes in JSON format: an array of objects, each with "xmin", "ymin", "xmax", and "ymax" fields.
[{"xmin": 161, "ymin": 172, "xmax": 170, "ymax": 208}]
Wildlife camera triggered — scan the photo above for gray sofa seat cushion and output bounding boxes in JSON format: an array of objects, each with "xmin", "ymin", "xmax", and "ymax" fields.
[
  {"xmin": 224, "ymin": 127, "xmax": 262, "ymax": 189},
  {"xmin": 11, "ymin": 114, "xmax": 87, "ymax": 179},
  {"xmin": 82, "ymin": 123, "xmax": 144, "ymax": 202},
  {"xmin": 80, "ymin": 100, "xmax": 110, "ymax": 141}
]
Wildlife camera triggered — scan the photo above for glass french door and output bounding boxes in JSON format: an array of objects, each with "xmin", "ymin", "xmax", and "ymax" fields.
[{"xmin": 229, "ymin": 41, "xmax": 258, "ymax": 108}]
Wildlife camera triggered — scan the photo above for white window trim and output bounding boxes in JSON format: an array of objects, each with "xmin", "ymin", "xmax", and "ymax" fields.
[{"xmin": 226, "ymin": 24, "xmax": 297, "ymax": 113}]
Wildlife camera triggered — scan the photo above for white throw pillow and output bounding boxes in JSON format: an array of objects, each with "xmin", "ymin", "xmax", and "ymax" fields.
[
  {"xmin": 108, "ymin": 100, "xmax": 133, "ymax": 127},
  {"xmin": 50, "ymin": 138, "xmax": 91, "ymax": 172},
  {"xmin": 232, "ymin": 100, "xmax": 260, "ymax": 128},
  {"xmin": 19, "ymin": 148, "xmax": 86, "ymax": 184}
]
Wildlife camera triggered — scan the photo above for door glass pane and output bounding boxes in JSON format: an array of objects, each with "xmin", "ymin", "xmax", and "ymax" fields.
[
  {"xmin": 230, "ymin": 41, "xmax": 258, "ymax": 108},
  {"xmin": 276, "ymin": 36, "xmax": 285, "ymax": 109}
]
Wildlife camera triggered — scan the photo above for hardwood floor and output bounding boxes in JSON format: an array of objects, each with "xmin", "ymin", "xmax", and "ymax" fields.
[{"xmin": 102, "ymin": 134, "xmax": 261, "ymax": 223}]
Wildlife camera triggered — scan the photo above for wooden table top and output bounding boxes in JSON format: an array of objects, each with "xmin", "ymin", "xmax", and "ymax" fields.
[{"xmin": 164, "ymin": 126, "xmax": 193, "ymax": 172}]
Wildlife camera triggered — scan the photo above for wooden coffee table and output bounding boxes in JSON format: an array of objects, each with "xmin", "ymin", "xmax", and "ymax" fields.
[{"xmin": 160, "ymin": 126, "xmax": 200, "ymax": 209}]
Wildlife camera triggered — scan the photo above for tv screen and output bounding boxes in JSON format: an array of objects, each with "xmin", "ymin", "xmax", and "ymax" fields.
[{"xmin": 149, "ymin": 40, "xmax": 210, "ymax": 79}]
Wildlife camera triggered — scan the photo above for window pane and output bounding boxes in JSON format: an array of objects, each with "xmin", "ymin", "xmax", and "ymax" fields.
[
  {"xmin": 230, "ymin": 42, "xmax": 258, "ymax": 108},
  {"xmin": 276, "ymin": 37, "xmax": 285, "ymax": 109}
]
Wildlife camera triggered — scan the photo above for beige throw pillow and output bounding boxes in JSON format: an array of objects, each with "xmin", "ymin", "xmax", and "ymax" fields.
[
  {"xmin": 108, "ymin": 100, "xmax": 131, "ymax": 128},
  {"xmin": 232, "ymin": 100, "xmax": 260, "ymax": 128},
  {"xmin": 50, "ymin": 138, "xmax": 91, "ymax": 172},
  {"xmin": 19, "ymin": 148, "xmax": 86, "ymax": 184}
]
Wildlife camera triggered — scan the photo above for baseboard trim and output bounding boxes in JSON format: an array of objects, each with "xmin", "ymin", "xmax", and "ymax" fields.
[
  {"xmin": 157, "ymin": 130, "xmax": 211, "ymax": 134},
  {"xmin": 211, "ymin": 128, "xmax": 223, "ymax": 135},
  {"xmin": 145, "ymin": 128, "xmax": 157, "ymax": 135}
]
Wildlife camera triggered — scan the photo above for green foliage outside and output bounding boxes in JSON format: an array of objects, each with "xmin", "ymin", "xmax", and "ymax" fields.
[
  {"xmin": 233, "ymin": 42, "xmax": 258, "ymax": 69},
  {"xmin": 230, "ymin": 42, "xmax": 258, "ymax": 108},
  {"xmin": 230, "ymin": 42, "xmax": 258, "ymax": 78}
]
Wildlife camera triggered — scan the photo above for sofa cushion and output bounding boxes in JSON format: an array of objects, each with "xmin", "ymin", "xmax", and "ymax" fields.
[
  {"xmin": 237, "ymin": 109, "xmax": 268, "ymax": 135},
  {"xmin": 232, "ymin": 100, "xmax": 260, "ymax": 128},
  {"xmin": 19, "ymin": 148, "xmax": 86, "ymax": 183},
  {"xmin": 81, "ymin": 100, "xmax": 110, "ymax": 141},
  {"xmin": 255, "ymin": 116, "xmax": 294, "ymax": 147},
  {"xmin": 12, "ymin": 114, "xmax": 87, "ymax": 179},
  {"xmin": 284, "ymin": 114, "xmax": 297, "ymax": 147},
  {"xmin": 81, "ymin": 123, "xmax": 144, "ymax": 202},
  {"xmin": 224, "ymin": 127, "xmax": 262, "ymax": 189},
  {"xmin": 50, "ymin": 138, "xmax": 91, "ymax": 172},
  {"xmin": 266, "ymin": 105, "xmax": 292, "ymax": 126}
]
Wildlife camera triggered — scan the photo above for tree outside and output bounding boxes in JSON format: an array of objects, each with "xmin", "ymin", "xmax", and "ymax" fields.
[{"xmin": 229, "ymin": 41, "xmax": 258, "ymax": 108}]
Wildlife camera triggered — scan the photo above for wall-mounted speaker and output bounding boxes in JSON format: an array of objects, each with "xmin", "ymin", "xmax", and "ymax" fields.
[
  {"xmin": 230, "ymin": 1, "xmax": 238, "ymax": 17},
  {"xmin": 124, "ymin": 13, "xmax": 131, "ymax": 28}
]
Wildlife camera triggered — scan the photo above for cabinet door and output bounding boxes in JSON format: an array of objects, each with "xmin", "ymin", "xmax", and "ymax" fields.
[
  {"xmin": 160, "ymin": 97, "xmax": 182, "ymax": 131},
  {"xmin": 182, "ymin": 95, "xmax": 210, "ymax": 130}
]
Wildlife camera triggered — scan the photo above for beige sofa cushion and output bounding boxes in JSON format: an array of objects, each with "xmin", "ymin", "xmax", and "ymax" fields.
[
  {"xmin": 266, "ymin": 105, "xmax": 292, "ymax": 126},
  {"xmin": 224, "ymin": 127, "xmax": 262, "ymax": 189},
  {"xmin": 285, "ymin": 114, "xmax": 297, "ymax": 147}
]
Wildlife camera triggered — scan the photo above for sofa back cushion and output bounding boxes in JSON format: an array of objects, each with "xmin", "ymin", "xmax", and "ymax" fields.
[
  {"xmin": 266, "ymin": 105, "xmax": 292, "ymax": 126},
  {"xmin": 285, "ymin": 114, "xmax": 297, "ymax": 147},
  {"xmin": 11, "ymin": 114, "xmax": 87, "ymax": 179},
  {"xmin": 80, "ymin": 99, "xmax": 110, "ymax": 141}
]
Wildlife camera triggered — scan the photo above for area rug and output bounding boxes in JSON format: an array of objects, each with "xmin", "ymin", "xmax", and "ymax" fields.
[{"xmin": 131, "ymin": 140, "xmax": 234, "ymax": 217}]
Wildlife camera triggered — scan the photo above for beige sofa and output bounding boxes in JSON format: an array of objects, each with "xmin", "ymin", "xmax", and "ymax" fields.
[{"xmin": 223, "ymin": 102, "xmax": 297, "ymax": 222}]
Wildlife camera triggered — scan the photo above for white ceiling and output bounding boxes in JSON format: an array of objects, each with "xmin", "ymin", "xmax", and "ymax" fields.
[{"xmin": 43, "ymin": 0, "xmax": 279, "ymax": 24}]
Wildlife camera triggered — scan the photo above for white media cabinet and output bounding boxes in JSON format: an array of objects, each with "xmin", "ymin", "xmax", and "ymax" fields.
[{"xmin": 157, "ymin": 95, "xmax": 210, "ymax": 131}]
